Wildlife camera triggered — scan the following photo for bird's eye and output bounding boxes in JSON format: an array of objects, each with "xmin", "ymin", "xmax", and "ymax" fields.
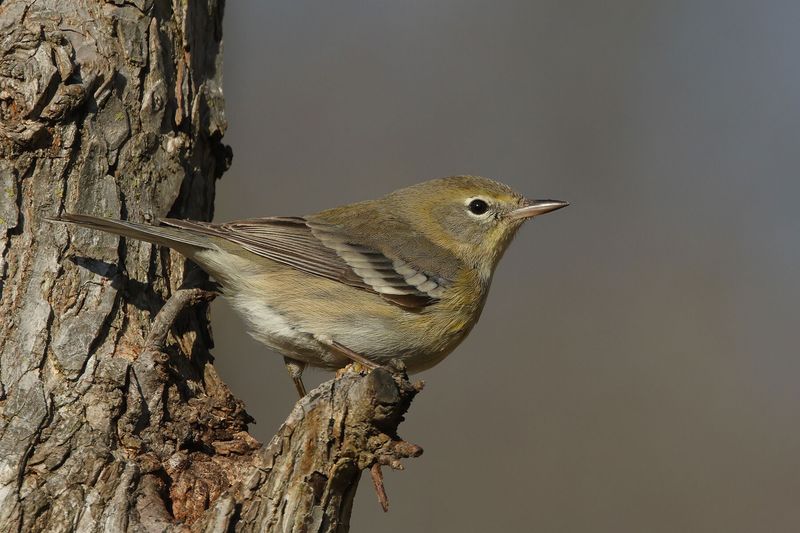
[{"xmin": 468, "ymin": 199, "xmax": 489, "ymax": 215}]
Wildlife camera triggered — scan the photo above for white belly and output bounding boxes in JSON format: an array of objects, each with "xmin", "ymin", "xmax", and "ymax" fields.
[{"xmin": 230, "ymin": 294, "xmax": 350, "ymax": 368}]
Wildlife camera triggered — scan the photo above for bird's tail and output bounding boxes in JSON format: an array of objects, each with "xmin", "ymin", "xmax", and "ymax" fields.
[{"xmin": 47, "ymin": 214, "xmax": 215, "ymax": 253}]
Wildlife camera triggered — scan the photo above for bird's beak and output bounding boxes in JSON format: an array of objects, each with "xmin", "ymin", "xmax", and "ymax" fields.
[{"xmin": 508, "ymin": 199, "xmax": 569, "ymax": 220}]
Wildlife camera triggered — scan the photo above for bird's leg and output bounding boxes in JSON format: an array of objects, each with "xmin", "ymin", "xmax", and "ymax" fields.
[
  {"xmin": 284, "ymin": 356, "xmax": 307, "ymax": 398},
  {"xmin": 328, "ymin": 340, "xmax": 379, "ymax": 370}
]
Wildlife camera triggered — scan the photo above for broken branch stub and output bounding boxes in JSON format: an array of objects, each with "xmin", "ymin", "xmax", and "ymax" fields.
[{"xmin": 195, "ymin": 366, "xmax": 423, "ymax": 532}]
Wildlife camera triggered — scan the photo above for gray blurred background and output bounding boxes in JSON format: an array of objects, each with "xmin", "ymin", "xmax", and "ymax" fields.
[{"xmin": 212, "ymin": 1, "xmax": 800, "ymax": 531}]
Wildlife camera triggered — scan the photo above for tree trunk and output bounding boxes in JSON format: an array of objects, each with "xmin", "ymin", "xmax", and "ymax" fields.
[{"xmin": 0, "ymin": 2, "xmax": 420, "ymax": 532}]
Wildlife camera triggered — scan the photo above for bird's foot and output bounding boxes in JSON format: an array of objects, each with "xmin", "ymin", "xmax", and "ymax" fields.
[{"xmin": 335, "ymin": 362, "xmax": 368, "ymax": 378}]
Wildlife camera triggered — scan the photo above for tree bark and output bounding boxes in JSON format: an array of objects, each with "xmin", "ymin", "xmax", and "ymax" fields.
[{"xmin": 0, "ymin": 2, "xmax": 421, "ymax": 532}]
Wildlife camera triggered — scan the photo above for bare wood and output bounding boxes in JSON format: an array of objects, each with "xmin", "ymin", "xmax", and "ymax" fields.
[
  {"xmin": 0, "ymin": 1, "xmax": 422, "ymax": 531},
  {"xmin": 370, "ymin": 464, "xmax": 390, "ymax": 512}
]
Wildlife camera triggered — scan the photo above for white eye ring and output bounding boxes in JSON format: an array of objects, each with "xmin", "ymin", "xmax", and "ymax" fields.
[{"xmin": 466, "ymin": 197, "xmax": 491, "ymax": 217}]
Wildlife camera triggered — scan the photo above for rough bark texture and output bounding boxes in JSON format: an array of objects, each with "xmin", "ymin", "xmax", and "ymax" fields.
[
  {"xmin": 0, "ymin": 1, "xmax": 420, "ymax": 532},
  {"xmin": 196, "ymin": 368, "xmax": 422, "ymax": 533}
]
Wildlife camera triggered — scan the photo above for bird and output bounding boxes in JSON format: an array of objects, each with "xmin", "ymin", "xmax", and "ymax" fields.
[{"xmin": 51, "ymin": 176, "xmax": 568, "ymax": 397}]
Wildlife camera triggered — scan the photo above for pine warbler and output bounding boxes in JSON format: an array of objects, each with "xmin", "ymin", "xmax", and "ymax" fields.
[{"xmin": 53, "ymin": 176, "xmax": 567, "ymax": 396}]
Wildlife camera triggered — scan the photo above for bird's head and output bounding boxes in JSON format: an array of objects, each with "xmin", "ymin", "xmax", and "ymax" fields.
[{"xmin": 388, "ymin": 175, "xmax": 568, "ymax": 278}]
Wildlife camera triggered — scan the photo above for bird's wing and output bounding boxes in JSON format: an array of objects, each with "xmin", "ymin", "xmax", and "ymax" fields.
[{"xmin": 160, "ymin": 216, "xmax": 447, "ymax": 310}]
